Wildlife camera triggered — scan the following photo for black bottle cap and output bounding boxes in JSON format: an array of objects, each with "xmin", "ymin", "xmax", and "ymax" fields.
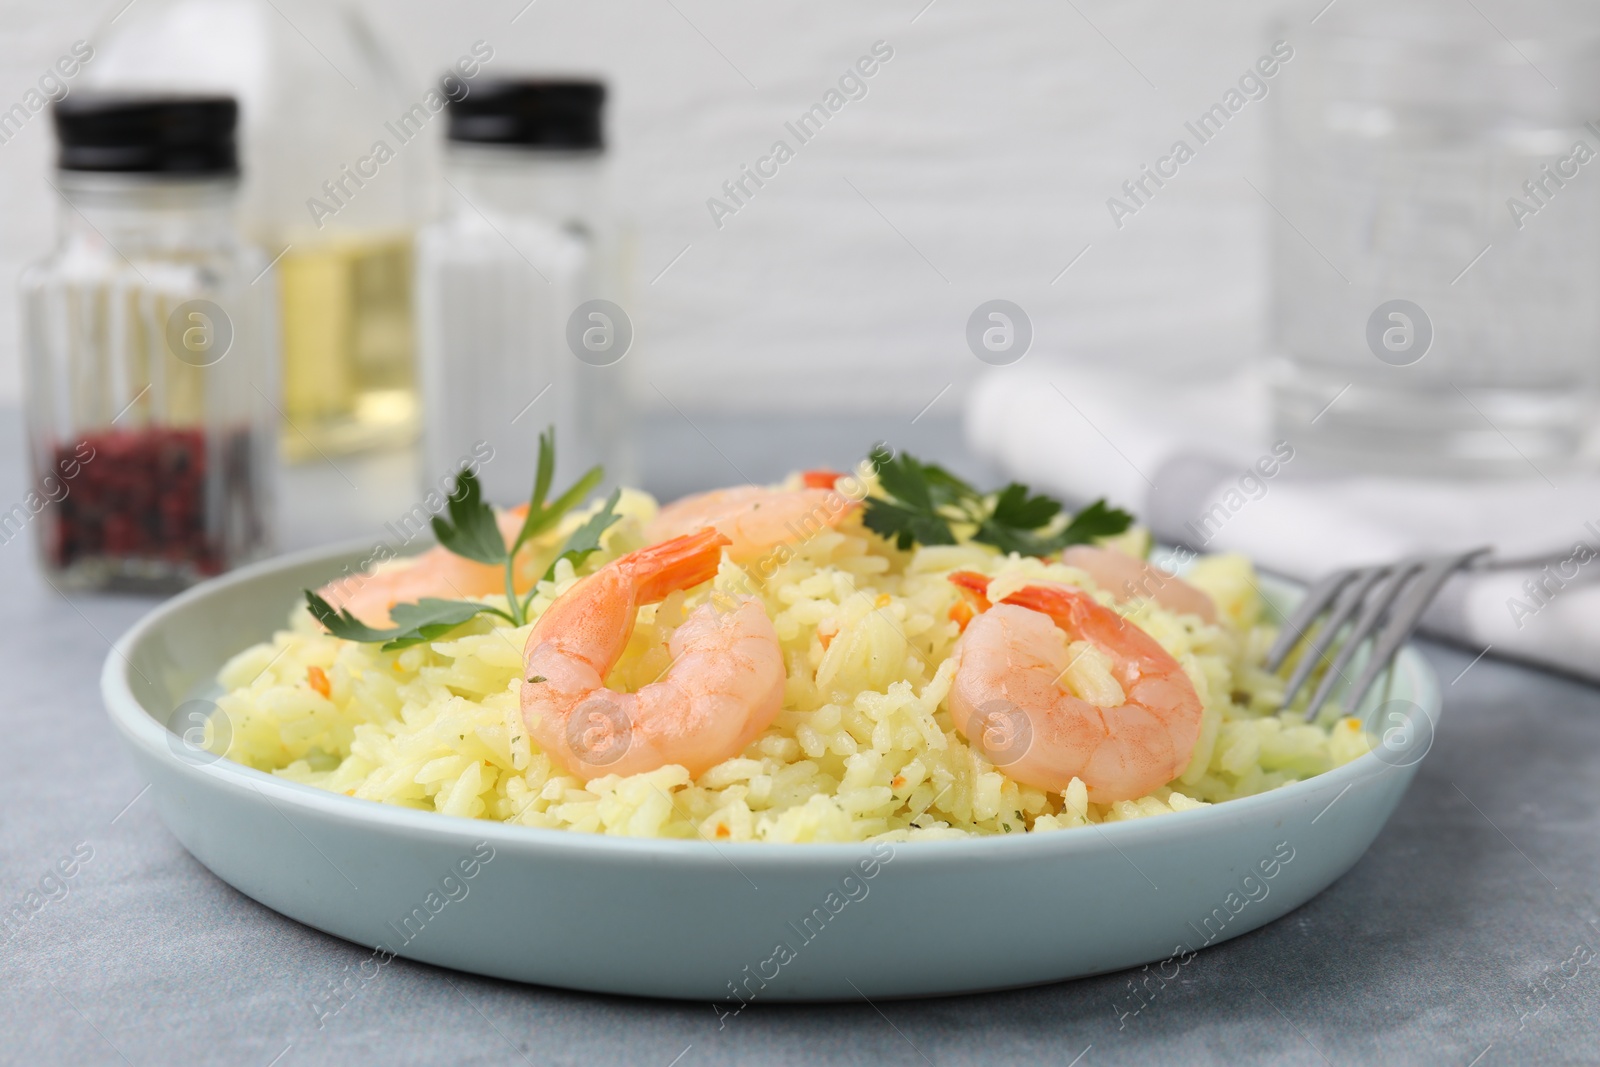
[
  {"xmin": 446, "ymin": 79, "xmax": 605, "ymax": 150},
  {"xmin": 53, "ymin": 94, "xmax": 238, "ymax": 175}
]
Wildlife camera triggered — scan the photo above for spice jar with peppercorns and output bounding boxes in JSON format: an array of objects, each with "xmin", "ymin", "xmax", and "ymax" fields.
[{"xmin": 21, "ymin": 94, "xmax": 275, "ymax": 591}]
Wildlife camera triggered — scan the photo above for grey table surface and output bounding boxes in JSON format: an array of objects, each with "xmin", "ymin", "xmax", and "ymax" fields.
[{"xmin": 3, "ymin": 409, "xmax": 1599, "ymax": 1067}]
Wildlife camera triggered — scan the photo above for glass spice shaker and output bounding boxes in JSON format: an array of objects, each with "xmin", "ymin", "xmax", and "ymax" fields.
[
  {"xmin": 21, "ymin": 94, "xmax": 275, "ymax": 591},
  {"xmin": 416, "ymin": 79, "xmax": 631, "ymax": 504}
]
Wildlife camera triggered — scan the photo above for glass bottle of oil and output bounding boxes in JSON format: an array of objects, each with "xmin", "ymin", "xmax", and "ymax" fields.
[
  {"xmin": 81, "ymin": 0, "xmax": 430, "ymax": 460},
  {"xmin": 276, "ymin": 232, "xmax": 417, "ymax": 458}
]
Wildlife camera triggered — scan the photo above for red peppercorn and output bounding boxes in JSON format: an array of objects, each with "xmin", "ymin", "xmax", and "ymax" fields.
[{"xmin": 49, "ymin": 426, "xmax": 241, "ymax": 577}]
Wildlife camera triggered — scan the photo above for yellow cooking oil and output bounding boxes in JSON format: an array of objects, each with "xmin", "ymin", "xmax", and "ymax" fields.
[{"xmin": 276, "ymin": 231, "xmax": 417, "ymax": 459}]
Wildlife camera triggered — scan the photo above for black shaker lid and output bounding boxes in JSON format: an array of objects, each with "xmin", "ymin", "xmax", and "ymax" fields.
[
  {"xmin": 53, "ymin": 94, "xmax": 238, "ymax": 175},
  {"xmin": 446, "ymin": 79, "xmax": 605, "ymax": 150}
]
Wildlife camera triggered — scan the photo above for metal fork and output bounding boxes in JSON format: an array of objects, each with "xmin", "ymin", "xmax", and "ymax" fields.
[{"xmin": 1265, "ymin": 546, "xmax": 1492, "ymax": 721}]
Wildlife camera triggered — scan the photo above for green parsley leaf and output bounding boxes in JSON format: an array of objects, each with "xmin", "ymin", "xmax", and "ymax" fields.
[
  {"xmin": 543, "ymin": 488, "xmax": 624, "ymax": 582},
  {"xmin": 430, "ymin": 467, "xmax": 506, "ymax": 565},
  {"xmin": 1056, "ymin": 498, "xmax": 1135, "ymax": 547},
  {"xmin": 860, "ymin": 446, "xmax": 1134, "ymax": 557},
  {"xmin": 531, "ymin": 427, "xmax": 556, "ymax": 511},
  {"xmin": 971, "ymin": 518, "xmax": 1057, "ymax": 558},
  {"xmin": 862, "ymin": 447, "xmax": 974, "ymax": 548},
  {"xmin": 303, "ymin": 592, "xmax": 504, "ymax": 651},
  {"xmin": 310, "ymin": 425, "xmax": 614, "ymax": 646},
  {"xmin": 869, "ymin": 445, "xmax": 937, "ymax": 512},
  {"xmin": 519, "ymin": 464, "xmax": 603, "ymax": 548},
  {"xmin": 303, "ymin": 591, "xmax": 400, "ymax": 644},
  {"xmin": 513, "ymin": 429, "xmax": 603, "ymax": 549},
  {"xmin": 919, "ymin": 463, "xmax": 981, "ymax": 509},
  {"xmin": 382, "ymin": 599, "xmax": 507, "ymax": 649},
  {"xmin": 862, "ymin": 498, "xmax": 957, "ymax": 551},
  {"xmin": 988, "ymin": 482, "xmax": 1062, "ymax": 531}
]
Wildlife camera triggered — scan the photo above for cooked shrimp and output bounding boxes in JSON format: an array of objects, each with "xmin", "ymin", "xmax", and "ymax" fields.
[
  {"xmin": 521, "ymin": 527, "xmax": 786, "ymax": 780},
  {"xmin": 945, "ymin": 571, "xmax": 1203, "ymax": 802},
  {"xmin": 644, "ymin": 474, "xmax": 857, "ymax": 564},
  {"xmin": 316, "ymin": 507, "xmax": 536, "ymax": 628},
  {"xmin": 1059, "ymin": 545, "xmax": 1217, "ymax": 624}
]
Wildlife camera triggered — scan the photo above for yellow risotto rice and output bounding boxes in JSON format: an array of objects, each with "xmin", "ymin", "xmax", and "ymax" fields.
[{"xmin": 217, "ymin": 485, "xmax": 1371, "ymax": 843}]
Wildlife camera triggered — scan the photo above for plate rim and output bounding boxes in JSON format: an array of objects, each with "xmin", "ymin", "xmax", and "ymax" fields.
[{"xmin": 102, "ymin": 538, "xmax": 1440, "ymax": 864}]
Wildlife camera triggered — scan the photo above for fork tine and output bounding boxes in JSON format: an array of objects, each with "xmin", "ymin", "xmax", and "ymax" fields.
[
  {"xmin": 1301, "ymin": 559, "xmax": 1429, "ymax": 722},
  {"xmin": 1278, "ymin": 565, "xmax": 1390, "ymax": 710},
  {"xmin": 1339, "ymin": 546, "xmax": 1493, "ymax": 713},
  {"xmin": 1265, "ymin": 567, "xmax": 1356, "ymax": 671}
]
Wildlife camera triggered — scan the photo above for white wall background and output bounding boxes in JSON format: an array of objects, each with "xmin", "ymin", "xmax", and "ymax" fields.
[{"xmin": 0, "ymin": 0, "xmax": 1542, "ymax": 417}]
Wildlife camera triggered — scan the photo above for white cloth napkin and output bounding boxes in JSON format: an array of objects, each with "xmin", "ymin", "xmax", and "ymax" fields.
[{"xmin": 965, "ymin": 362, "xmax": 1600, "ymax": 683}]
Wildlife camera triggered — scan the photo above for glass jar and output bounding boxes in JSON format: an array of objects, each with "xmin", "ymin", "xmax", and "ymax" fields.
[
  {"xmin": 416, "ymin": 79, "xmax": 630, "ymax": 503},
  {"xmin": 22, "ymin": 94, "xmax": 274, "ymax": 591},
  {"xmin": 81, "ymin": 0, "xmax": 427, "ymax": 460}
]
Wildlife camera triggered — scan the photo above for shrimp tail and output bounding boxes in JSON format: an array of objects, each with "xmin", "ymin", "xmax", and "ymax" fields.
[
  {"xmin": 947, "ymin": 575, "xmax": 1164, "ymax": 659},
  {"xmin": 948, "ymin": 571, "xmax": 994, "ymax": 612},
  {"xmin": 801, "ymin": 469, "xmax": 844, "ymax": 489},
  {"xmin": 622, "ymin": 526, "xmax": 732, "ymax": 603},
  {"xmin": 1002, "ymin": 583, "xmax": 1173, "ymax": 673},
  {"xmin": 951, "ymin": 572, "xmax": 1174, "ymax": 673}
]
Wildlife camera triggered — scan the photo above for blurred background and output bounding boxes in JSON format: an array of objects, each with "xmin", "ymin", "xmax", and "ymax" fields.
[{"xmin": 0, "ymin": 0, "xmax": 1276, "ymax": 418}]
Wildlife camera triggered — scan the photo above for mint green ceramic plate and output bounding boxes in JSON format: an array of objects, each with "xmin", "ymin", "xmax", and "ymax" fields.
[{"xmin": 102, "ymin": 540, "xmax": 1438, "ymax": 1001}]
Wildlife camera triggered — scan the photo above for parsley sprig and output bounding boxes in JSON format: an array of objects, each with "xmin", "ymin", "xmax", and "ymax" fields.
[
  {"xmin": 861, "ymin": 444, "xmax": 1133, "ymax": 556},
  {"xmin": 304, "ymin": 429, "xmax": 621, "ymax": 650}
]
